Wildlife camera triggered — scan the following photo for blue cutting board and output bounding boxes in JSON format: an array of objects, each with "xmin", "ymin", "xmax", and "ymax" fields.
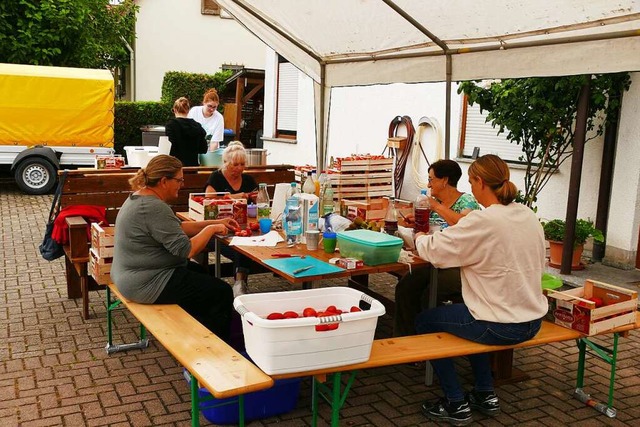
[{"xmin": 263, "ymin": 256, "xmax": 344, "ymax": 278}]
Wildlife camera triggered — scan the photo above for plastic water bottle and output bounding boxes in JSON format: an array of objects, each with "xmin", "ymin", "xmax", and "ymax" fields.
[
  {"xmin": 256, "ymin": 183, "xmax": 270, "ymax": 219},
  {"xmin": 384, "ymin": 197, "xmax": 398, "ymax": 235},
  {"xmin": 414, "ymin": 189, "xmax": 431, "ymax": 233},
  {"xmin": 322, "ymin": 177, "xmax": 334, "ymax": 215},
  {"xmin": 285, "ymin": 182, "xmax": 302, "ymax": 245}
]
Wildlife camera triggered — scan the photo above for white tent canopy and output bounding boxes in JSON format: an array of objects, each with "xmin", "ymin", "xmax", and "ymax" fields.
[{"xmin": 217, "ymin": 0, "xmax": 640, "ymax": 168}]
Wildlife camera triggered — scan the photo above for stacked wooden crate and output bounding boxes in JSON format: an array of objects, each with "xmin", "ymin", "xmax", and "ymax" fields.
[
  {"xmin": 89, "ymin": 223, "xmax": 114, "ymax": 285},
  {"xmin": 331, "ymin": 156, "xmax": 394, "ymax": 203}
]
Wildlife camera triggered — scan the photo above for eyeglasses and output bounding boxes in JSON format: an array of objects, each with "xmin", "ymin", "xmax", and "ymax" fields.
[
  {"xmin": 168, "ymin": 177, "xmax": 185, "ymax": 184},
  {"xmin": 204, "ymin": 103, "xmax": 218, "ymax": 110}
]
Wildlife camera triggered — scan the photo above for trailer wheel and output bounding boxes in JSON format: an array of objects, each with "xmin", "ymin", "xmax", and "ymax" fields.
[{"xmin": 14, "ymin": 158, "xmax": 57, "ymax": 195}]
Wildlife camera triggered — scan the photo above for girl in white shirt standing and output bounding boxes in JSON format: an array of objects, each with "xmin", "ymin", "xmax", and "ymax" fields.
[
  {"xmin": 414, "ymin": 154, "xmax": 548, "ymax": 426},
  {"xmin": 188, "ymin": 88, "xmax": 224, "ymax": 151}
]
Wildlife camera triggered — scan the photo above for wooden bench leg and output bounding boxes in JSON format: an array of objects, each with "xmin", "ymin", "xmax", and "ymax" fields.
[
  {"xmin": 105, "ymin": 286, "xmax": 149, "ymax": 354},
  {"xmin": 81, "ymin": 274, "xmax": 89, "ymax": 320},
  {"xmin": 573, "ymin": 334, "xmax": 619, "ymax": 418}
]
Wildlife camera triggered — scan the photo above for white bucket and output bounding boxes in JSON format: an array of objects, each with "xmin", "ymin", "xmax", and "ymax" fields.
[
  {"xmin": 158, "ymin": 136, "xmax": 172, "ymax": 155},
  {"xmin": 124, "ymin": 146, "xmax": 159, "ymax": 168}
]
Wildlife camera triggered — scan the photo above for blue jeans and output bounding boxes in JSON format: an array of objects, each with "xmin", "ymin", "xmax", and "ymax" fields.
[{"xmin": 415, "ymin": 303, "xmax": 542, "ymax": 402}]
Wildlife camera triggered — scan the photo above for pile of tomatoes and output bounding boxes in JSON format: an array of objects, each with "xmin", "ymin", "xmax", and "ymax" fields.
[
  {"xmin": 577, "ymin": 296, "xmax": 605, "ymax": 308},
  {"xmin": 232, "ymin": 222, "xmax": 260, "ymax": 237},
  {"xmin": 265, "ymin": 304, "xmax": 363, "ymax": 331}
]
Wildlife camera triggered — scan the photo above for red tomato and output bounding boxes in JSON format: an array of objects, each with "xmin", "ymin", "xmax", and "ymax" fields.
[
  {"xmin": 249, "ymin": 222, "xmax": 260, "ymax": 231},
  {"xmin": 266, "ymin": 312, "xmax": 285, "ymax": 320},
  {"xmin": 303, "ymin": 307, "xmax": 317, "ymax": 317},
  {"xmin": 588, "ymin": 297, "xmax": 605, "ymax": 308},
  {"xmin": 283, "ymin": 311, "xmax": 299, "ymax": 319},
  {"xmin": 350, "ymin": 306, "xmax": 362, "ymax": 312},
  {"xmin": 326, "ymin": 305, "xmax": 338, "ymax": 313},
  {"xmin": 235, "ymin": 231, "xmax": 243, "ymax": 236}
]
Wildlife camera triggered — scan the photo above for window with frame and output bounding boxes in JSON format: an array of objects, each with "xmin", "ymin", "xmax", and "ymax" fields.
[
  {"xmin": 275, "ymin": 57, "xmax": 298, "ymax": 139},
  {"xmin": 459, "ymin": 96, "xmax": 528, "ymax": 163}
]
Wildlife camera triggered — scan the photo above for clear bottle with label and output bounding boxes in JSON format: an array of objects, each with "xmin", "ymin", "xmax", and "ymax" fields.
[
  {"xmin": 384, "ymin": 196, "xmax": 399, "ymax": 235},
  {"xmin": 256, "ymin": 183, "xmax": 270, "ymax": 219},
  {"xmin": 312, "ymin": 169, "xmax": 320, "ymax": 196},
  {"xmin": 322, "ymin": 177, "xmax": 334, "ymax": 215},
  {"xmin": 284, "ymin": 182, "xmax": 302, "ymax": 245},
  {"xmin": 414, "ymin": 189, "xmax": 431, "ymax": 233}
]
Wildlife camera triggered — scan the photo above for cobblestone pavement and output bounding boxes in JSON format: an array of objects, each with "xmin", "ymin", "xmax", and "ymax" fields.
[{"xmin": 1, "ymin": 180, "xmax": 640, "ymax": 426}]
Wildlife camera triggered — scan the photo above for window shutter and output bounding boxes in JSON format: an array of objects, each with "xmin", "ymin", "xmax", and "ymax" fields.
[
  {"xmin": 461, "ymin": 103, "xmax": 527, "ymax": 162},
  {"xmin": 276, "ymin": 62, "xmax": 298, "ymax": 132}
]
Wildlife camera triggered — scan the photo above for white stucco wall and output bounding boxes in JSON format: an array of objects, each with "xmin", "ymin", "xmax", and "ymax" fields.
[
  {"xmin": 134, "ymin": 0, "xmax": 266, "ymax": 101},
  {"xmin": 263, "ymin": 50, "xmax": 639, "ymax": 267}
]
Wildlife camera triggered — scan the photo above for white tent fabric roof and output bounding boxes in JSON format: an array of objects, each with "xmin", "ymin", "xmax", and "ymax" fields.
[
  {"xmin": 216, "ymin": 0, "xmax": 640, "ymax": 168},
  {"xmin": 218, "ymin": 0, "xmax": 640, "ymax": 85}
]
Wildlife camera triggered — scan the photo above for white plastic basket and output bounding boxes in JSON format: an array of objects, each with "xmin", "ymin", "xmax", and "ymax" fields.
[{"xmin": 234, "ymin": 287, "xmax": 385, "ymax": 375}]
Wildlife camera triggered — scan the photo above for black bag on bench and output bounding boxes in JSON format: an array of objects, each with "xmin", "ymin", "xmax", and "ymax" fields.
[{"xmin": 39, "ymin": 171, "xmax": 68, "ymax": 261}]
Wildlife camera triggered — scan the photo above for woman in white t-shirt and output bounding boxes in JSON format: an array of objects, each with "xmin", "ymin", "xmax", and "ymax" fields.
[{"xmin": 188, "ymin": 88, "xmax": 224, "ymax": 151}]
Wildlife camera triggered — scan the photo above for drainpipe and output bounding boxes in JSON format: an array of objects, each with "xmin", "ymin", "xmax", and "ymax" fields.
[
  {"xmin": 592, "ymin": 90, "xmax": 622, "ymax": 261},
  {"xmin": 121, "ymin": 36, "xmax": 135, "ymax": 101}
]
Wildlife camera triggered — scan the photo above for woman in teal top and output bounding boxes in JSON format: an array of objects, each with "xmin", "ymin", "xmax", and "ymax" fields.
[{"xmin": 394, "ymin": 160, "xmax": 480, "ymax": 338}]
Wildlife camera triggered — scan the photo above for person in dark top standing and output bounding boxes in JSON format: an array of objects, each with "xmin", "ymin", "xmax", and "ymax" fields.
[
  {"xmin": 165, "ymin": 97, "xmax": 207, "ymax": 166},
  {"xmin": 205, "ymin": 141, "xmax": 258, "ymax": 297}
]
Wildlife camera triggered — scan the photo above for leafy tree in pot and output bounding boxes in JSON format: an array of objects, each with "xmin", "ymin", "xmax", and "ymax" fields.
[{"xmin": 458, "ymin": 74, "xmax": 631, "ymax": 209}]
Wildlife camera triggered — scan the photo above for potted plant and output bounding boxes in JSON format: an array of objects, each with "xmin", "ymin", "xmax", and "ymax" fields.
[{"xmin": 542, "ymin": 218, "xmax": 604, "ymax": 270}]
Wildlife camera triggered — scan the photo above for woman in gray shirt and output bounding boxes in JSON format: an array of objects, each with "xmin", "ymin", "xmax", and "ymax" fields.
[{"xmin": 111, "ymin": 155, "xmax": 238, "ymax": 341}]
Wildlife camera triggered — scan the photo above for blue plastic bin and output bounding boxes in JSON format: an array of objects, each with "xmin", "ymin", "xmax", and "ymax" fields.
[{"xmin": 183, "ymin": 353, "xmax": 301, "ymax": 424}]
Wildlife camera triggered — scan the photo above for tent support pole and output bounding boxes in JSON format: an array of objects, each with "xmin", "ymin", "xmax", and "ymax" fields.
[
  {"xmin": 318, "ymin": 64, "xmax": 327, "ymax": 171},
  {"xmin": 593, "ymin": 90, "xmax": 622, "ymax": 261},
  {"xmin": 445, "ymin": 55, "xmax": 452, "ymax": 159},
  {"xmin": 561, "ymin": 79, "xmax": 590, "ymax": 274}
]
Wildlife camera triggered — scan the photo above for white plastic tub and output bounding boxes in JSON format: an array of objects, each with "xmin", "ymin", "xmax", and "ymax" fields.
[
  {"xmin": 234, "ymin": 287, "xmax": 385, "ymax": 375},
  {"xmin": 123, "ymin": 146, "xmax": 159, "ymax": 168}
]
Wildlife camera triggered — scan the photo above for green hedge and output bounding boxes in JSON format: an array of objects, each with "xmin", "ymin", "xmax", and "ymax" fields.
[
  {"xmin": 160, "ymin": 70, "xmax": 233, "ymax": 105},
  {"xmin": 114, "ymin": 101, "xmax": 172, "ymax": 154},
  {"xmin": 114, "ymin": 70, "xmax": 233, "ymax": 153}
]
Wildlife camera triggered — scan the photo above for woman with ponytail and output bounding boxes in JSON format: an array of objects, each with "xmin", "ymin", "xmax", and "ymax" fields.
[
  {"xmin": 111, "ymin": 155, "xmax": 239, "ymax": 342},
  {"xmin": 412, "ymin": 154, "xmax": 548, "ymax": 426}
]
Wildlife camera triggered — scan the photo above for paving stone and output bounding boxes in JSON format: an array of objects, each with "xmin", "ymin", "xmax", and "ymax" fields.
[{"xmin": 2, "ymin": 180, "xmax": 640, "ymax": 426}]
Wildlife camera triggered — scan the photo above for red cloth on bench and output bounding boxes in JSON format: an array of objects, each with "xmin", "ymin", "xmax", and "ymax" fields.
[{"xmin": 52, "ymin": 205, "xmax": 107, "ymax": 245}]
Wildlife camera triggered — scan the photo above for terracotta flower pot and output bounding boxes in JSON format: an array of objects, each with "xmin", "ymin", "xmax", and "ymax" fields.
[{"xmin": 548, "ymin": 240, "xmax": 584, "ymax": 270}]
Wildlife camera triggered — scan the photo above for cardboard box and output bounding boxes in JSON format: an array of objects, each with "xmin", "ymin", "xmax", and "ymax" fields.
[
  {"xmin": 95, "ymin": 155, "xmax": 125, "ymax": 169},
  {"xmin": 341, "ymin": 197, "xmax": 413, "ymax": 222},
  {"xmin": 89, "ymin": 248, "xmax": 112, "ymax": 285},
  {"xmin": 234, "ymin": 287, "xmax": 385, "ymax": 375},
  {"xmin": 91, "ymin": 223, "xmax": 114, "ymax": 258},
  {"xmin": 188, "ymin": 192, "xmax": 247, "ymax": 225},
  {"xmin": 547, "ymin": 279, "xmax": 637, "ymax": 335}
]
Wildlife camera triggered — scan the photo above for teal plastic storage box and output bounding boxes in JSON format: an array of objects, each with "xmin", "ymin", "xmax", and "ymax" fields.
[
  {"xmin": 337, "ymin": 229, "xmax": 403, "ymax": 265},
  {"xmin": 183, "ymin": 354, "xmax": 301, "ymax": 424}
]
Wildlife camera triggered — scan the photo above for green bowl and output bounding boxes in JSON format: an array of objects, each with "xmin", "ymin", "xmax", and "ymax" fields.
[{"xmin": 541, "ymin": 273, "xmax": 563, "ymax": 290}]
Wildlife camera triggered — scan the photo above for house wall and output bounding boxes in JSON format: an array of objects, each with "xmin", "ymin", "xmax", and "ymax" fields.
[
  {"xmin": 263, "ymin": 46, "xmax": 639, "ymax": 268},
  {"xmin": 134, "ymin": 0, "xmax": 266, "ymax": 101}
]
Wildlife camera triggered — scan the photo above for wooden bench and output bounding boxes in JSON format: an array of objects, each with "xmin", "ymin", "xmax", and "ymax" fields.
[
  {"xmin": 60, "ymin": 164, "xmax": 296, "ymax": 319},
  {"xmin": 105, "ymin": 282, "xmax": 273, "ymax": 426},
  {"xmin": 270, "ymin": 313, "xmax": 640, "ymax": 426}
]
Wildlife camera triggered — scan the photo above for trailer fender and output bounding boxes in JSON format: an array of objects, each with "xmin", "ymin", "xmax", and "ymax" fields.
[
  {"xmin": 11, "ymin": 146, "xmax": 61, "ymax": 195},
  {"xmin": 11, "ymin": 146, "xmax": 61, "ymax": 171}
]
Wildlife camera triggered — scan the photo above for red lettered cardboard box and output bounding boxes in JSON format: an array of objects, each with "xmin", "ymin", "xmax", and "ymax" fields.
[
  {"xmin": 189, "ymin": 192, "xmax": 247, "ymax": 225},
  {"xmin": 547, "ymin": 279, "xmax": 637, "ymax": 335}
]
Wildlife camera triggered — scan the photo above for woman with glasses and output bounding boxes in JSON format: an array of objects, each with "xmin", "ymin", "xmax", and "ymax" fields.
[
  {"xmin": 204, "ymin": 141, "xmax": 257, "ymax": 297},
  {"xmin": 188, "ymin": 88, "xmax": 224, "ymax": 151},
  {"xmin": 111, "ymin": 155, "xmax": 239, "ymax": 342},
  {"xmin": 414, "ymin": 154, "xmax": 547, "ymax": 425},
  {"xmin": 394, "ymin": 159, "xmax": 480, "ymax": 338}
]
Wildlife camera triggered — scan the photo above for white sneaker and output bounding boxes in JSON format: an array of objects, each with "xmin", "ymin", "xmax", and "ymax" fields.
[{"xmin": 233, "ymin": 281, "xmax": 248, "ymax": 298}]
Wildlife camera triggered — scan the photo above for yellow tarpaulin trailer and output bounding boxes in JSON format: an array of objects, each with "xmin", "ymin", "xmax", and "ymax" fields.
[{"xmin": 0, "ymin": 63, "xmax": 115, "ymax": 194}]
